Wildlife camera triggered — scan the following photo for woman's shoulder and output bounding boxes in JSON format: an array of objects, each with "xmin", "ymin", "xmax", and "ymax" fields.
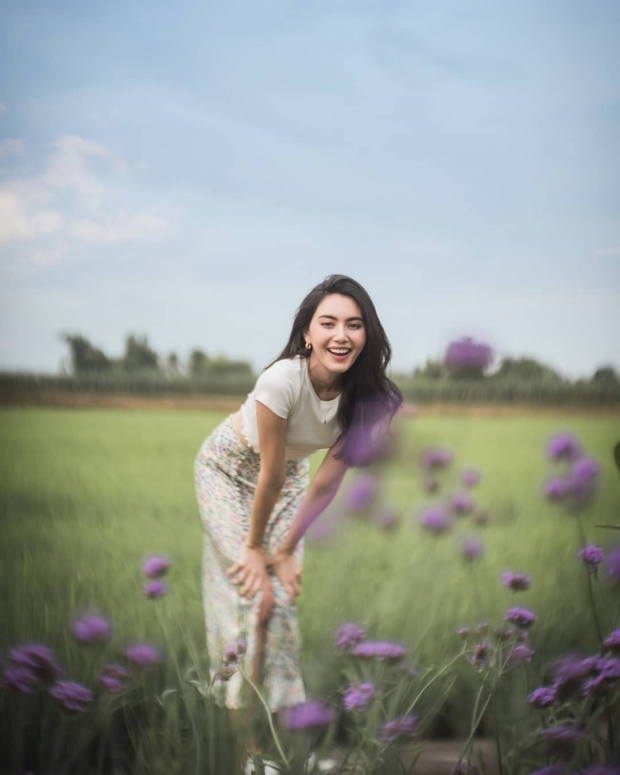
[{"xmin": 260, "ymin": 356, "xmax": 303, "ymax": 379}]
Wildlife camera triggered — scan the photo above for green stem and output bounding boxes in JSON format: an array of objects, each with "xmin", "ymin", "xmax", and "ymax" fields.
[
  {"xmin": 493, "ymin": 697, "xmax": 504, "ymax": 775},
  {"xmin": 238, "ymin": 666, "xmax": 289, "ymax": 768},
  {"xmin": 402, "ymin": 650, "xmax": 466, "ymax": 719}
]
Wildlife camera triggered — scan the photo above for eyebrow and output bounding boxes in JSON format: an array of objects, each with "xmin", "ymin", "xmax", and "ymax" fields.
[{"xmin": 318, "ymin": 314, "xmax": 364, "ymax": 322}]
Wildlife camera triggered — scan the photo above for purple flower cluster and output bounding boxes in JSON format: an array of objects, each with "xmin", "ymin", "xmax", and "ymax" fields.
[
  {"xmin": 546, "ymin": 433, "xmax": 582, "ymax": 462},
  {"xmin": 142, "ymin": 556, "xmax": 171, "ymax": 578},
  {"xmin": 578, "ymin": 545, "xmax": 604, "ymax": 569},
  {"xmin": 215, "ymin": 639, "xmax": 247, "ymax": 682},
  {"xmin": 124, "ymin": 643, "xmax": 162, "ymax": 668},
  {"xmin": 470, "ymin": 642, "xmax": 488, "ymax": 671},
  {"xmin": 541, "ymin": 724, "xmax": 582, "ymax": 758},
  {"xmin": 606, "ymin": 546, "xmax": 620, "ymax": 584},
  {"xmin": 505, "ymin": 607, "xmax": 536, "ymax": 629},
  {"xmin": 334, "ymin": 623, "xmax": 366, "ymax": 652},
  {"xmin": 49, "ymin": 680, "xmax": 93, "ymax": 714},
  {"xmin": 501, "ymin": 572, "xmax": 532, "ymax": 592},
  {"xmin": 544, "ymin": 452, "xmax": 601, "ymax": 506},
  {"xmin": 71, "ymin": 614, "xmax": 112, "ymax": 645},
  {"xmin": 144, "ymin": 580, "xmax": 167, "ymax": 599},
  {"xmin": 380, "ymin": 714, "xmax": 418, "ymax": 743},
  {"xmin": 461, "ymin": 468, "xmax": 482, "ymax": 488},
  {"xmin": 99, "ymin": 663, "xmax": 130, "ymax": 694},
  {"xmin": 6, "ymin": 644, "xmax": 62, "ymax": 684},
  {"xmin": 603, "ymin": 630, "xmax": 620, "ymax": 654},
  {"xmin": 462, "ymin": 536, "xmax": 484, "ymax": 561},
  {"xmin": 444, "ymin": 337, "xmax": 493, "ymax": 377},
  {"xmin": 508, "ymin": 644, "xmax": 534, "ymax": 665},
  {"xmin": 344, "ymin": 473, "xmax": 377, "ymax": 512},
  {"xmin": 420, "ymin": 447, "xmax": 453, "ymax": 470},
  {"xmin": 343, "ymin": 682, "xmax": 375, "ymax": 711},
  {"xmin": 281, "ymin": 700, "xmax": 336, "ymax": 731},
  {"xmin": 418, "ymin": 505, "xmax": 451, "ymax": 534},
  {"xmin": 351, "ymin": 641, "xmax": 406, "ymax": 661},
  {"xmin": 451, "ymin": 492, "xmax": 473, "ymax": 515},
  {"xmin": 527, "ymin": 687, "xmax": 557, "ymax": 708}
]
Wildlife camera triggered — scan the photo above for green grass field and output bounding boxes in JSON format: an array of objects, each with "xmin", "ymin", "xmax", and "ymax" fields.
[{"xmin": 1, "ymin": 407, "xmax": 619, "ymax": 744}]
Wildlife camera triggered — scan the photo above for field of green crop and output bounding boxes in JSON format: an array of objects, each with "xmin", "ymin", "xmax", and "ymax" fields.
[{"xmin": 1, "ymin": 407, "xmax": 619, "ymax": 771}]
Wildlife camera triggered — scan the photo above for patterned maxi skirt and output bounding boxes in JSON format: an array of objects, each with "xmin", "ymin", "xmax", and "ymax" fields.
[{"xmin": 193, "ymin": 415, "xmax": 309, "ymax": 711}]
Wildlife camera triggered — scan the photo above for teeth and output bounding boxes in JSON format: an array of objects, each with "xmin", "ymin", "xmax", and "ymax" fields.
[{"xmin": 329, "ymin": 349, "xmax": 350, "ymax": 354}]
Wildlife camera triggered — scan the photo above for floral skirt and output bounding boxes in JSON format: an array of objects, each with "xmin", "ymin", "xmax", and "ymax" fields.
[{"xmin": 193, "ymin": 415, "xmax": 309, "ymax": 711}]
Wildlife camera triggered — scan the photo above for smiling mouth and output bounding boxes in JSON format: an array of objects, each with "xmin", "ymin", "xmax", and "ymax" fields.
[{"xmin": 327, "ymin": 348, "xmax": 351, "ymax": 356}]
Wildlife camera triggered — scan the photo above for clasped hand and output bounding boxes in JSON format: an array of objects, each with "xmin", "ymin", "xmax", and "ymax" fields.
[{"xmin": 227, "ymin": 543, "xmax": 301, "ymax": 604}]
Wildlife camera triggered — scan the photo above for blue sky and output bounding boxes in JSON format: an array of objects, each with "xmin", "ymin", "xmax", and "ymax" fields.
[{"xmin": 1, "ymin": 0, "xmax": 618, "ymax": 377}]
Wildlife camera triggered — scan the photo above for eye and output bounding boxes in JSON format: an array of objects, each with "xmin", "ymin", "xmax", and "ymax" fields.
[
  {"xmin": 321, "ymin": 322, "xmax": 334, "ymax": 327},
  {"xmin": 349, "ymin": 323, "xmax": 362, "ymax": 329}
]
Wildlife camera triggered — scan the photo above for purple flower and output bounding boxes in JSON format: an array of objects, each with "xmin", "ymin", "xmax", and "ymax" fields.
[
  {"xmin": 541, "ymin": 725, "xmax": 582, "ymax": 758},
  {"xmin": 457, "ymin": 627, "xmax": 470, "ymax": 639},
  {"xmin": 281, "ymin": 700, "xmax": 336, "ymax": 731},
  {"xmin": 334, "ymin": 623, "xmax": 366, "ymax": 652},
  {"xmin": 444, "ymin": 337, "xmax": 493, "ymax": 377},
  {"xmin": 380, "ymin": 714, "xmax": 418, "ymax": 743},
  {"xmin": 71, "ymin": 614, "xmax": 112, "ymax": 645},
  {"xmin": 375, "ymin": 506, "xmax": 399, "ymax": 530},
  {"xmin": 420, "ymin": 448, "xmax": 453, "ymax": 470},
  {"xmin": 141, "ymin": 556, "xmax": 171, "ymax": 578},
  {"xmin": 501, "ymin": 572, "xmax": 532, "ymax": 592},
  {"xmin": 544, "ymin": 477, "xmax": 571, "ymax": 501},
  {"xmin": 418, "ymin": 505, "xmax": 451, "ymax": 534},
  {"xmin": 451, "ymin": 493, "xmax": 473, "ymax": 515},
  {"xmin": 505, "ymin": 607, "xmax": 536, "ymax": 629},
  {"xmin": 144, "ymin": 580, "xmax": 167, "ymax": 599},
  {"xmin": 529, "ymin": 768, "xmax": 567, "ymax": 775},
  {"xmin": 100, "ymin": 675, "xmax": 125, "ymax": 693},
  {"xmin": 509, "ymin": 645, "xmax": 534, "ymax": 665},
  {"xmin": 470, "ymin": 641, "xmax": 488, "ymax": 671},
  {"xmin": 8, "ymin": 644, "xmax": 62, "ymax": 683},
  {"xmin": 579, "ymin": 545, "xmax": 604, "ymax": 570},
  {"xmin": 551, "ymin": 655, "xmax": 589, "ymax": 700},
  {"xmin": 606, "ymin": 546, "xmax": 620, "ymax": 584},
  {"xmin": 475, "ymin": 622, "xmax": 489, "ymax": 635},
  {"xmin": 215, "ymin": 664, "xmax": 237, "ymax": 682},
  {"xmin": 49, "ymin": 680, "xmax": 93, "ymax": 714},
  {"xmin": 124, "ymin": 644, "xmax": 162, "ymax": 668},
  {"xmin": 603, "ymin": 630, "xmax": 620, "ymax": 654},
  {"xmin": 223, "ymin": 646, "xmax": 239, "ymax": 664},
  {"xmin": 461, "ymin": 468, "xmax": 482, "ymax": 488},
  {"xmin": 462, "ymin": 536, "xmax": 484, "ymax": 561},
  {"xmin": 350, "ymin": 641, "xmax": 406, "ymax": 661},
  {"xmin": 527, "ymin": 687, "xmax": 557, "ymax": 708},
  {"xmin": 102, "ymin": 663, "xmax": 130, "ymax": 680},
  {"xmin": 568, "ymin": 456, "xmax": 600, "ymax": 503},
  {"xmin": 1, "ymin": 664, "xmax": 40, "ymax": 694},
  {"xmin": 343, "ymin": 682, "xmax": 375, "ymax": 711},
  {"xmin": 344, "ymin": 473, "xmax": 377, "ymax": 512},
  {"xmin": 235, "ymin": 639, "xmax": 247, "ymax": 655},
  {"xmin": 546, "ymin": 433, "xmax": 582, "ymax": 462}
]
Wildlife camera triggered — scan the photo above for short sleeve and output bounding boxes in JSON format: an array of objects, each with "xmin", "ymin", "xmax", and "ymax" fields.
[{"xmin": 253, "ymin": 359, "xmax": 298, "ymax": 420}]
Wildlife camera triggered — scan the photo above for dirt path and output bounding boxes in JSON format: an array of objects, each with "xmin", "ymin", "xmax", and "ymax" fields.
[{"xmin": 1, "ymin": 390, "xmax": 619, "ymax": 417}]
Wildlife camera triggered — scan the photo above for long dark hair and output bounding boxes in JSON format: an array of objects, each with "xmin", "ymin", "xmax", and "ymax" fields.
[{"xmin": 270, "ymin": 274, "xmax": 403, "ymax": 466}]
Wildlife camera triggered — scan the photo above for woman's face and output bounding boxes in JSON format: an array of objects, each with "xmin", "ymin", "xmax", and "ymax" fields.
[{"xmin": 304, "ymin": 293, "xmax": 366, "ymax": 382}]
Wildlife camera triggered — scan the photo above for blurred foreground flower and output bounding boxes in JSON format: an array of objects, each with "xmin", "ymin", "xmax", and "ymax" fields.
[
  {"xmin": 527, "ymin": 686, "xmax": 557, "ymax": 708},
  {"xmin": 99, "ymin": 663, "xmax": 131, "ymax": 693},
  {"xmin": 461, "ymin": 468, "xmax": 482, "ymax": 488},
  {"xmin": 444, "ymin": 337, "xmax": 493, "ymax": 378},
  {"xmin": 281, "ymin": 700, "xmax": 336, "ymax": 731},
  {"xmin": 72, "ymin": 614, "xmax": 112, "ymax": 644},
  {"xmin": 505, "ymin": 607, "xmax": 536, "ymax": 629},
  {"xmin": 462, "ymin": 536, "xmax": 484, "ymax": 561},
  {"xmin": 380, "ymin": 714, "xmax": 418, "ymax": 743},
  {"xmin": 541, "ymin": 724, "xmax": 582, "ymax": 758},
  {"xmin": 547, "ymin": 433, "xmax": 582, "ymax": 462},
  {"xmin": 8, "ymin": 643, "xmax": 62, "ymax": 683},
  {"xmin": 49, "ymin": 680, "xmax": 93, "ymax": 714},
  {"xmin": 603, "ymin": 630, "xmax": 620, "ymax": 654},
  {"xmin": 509, "ymin": 645, "xmax": 534, "ymax": 665},
  {"xmin": 579, "ymin": 545, "xmax": 604, "ymax": 574},
  {"xmin": 334, "ymin": 623, "xmax": 366, "ymax": 652},
  {"xmin": 351, "ymin": 641, "xmax": 406, "ymax": 661},
  {"xmin": 420, "ymin": 448, "xmax": 453, "ymax": 470},
  {"xmin": 451, "ymin": 493, "xmax": 473, "ymax": 515},
  {"xmin": 501, "ymin": 572, "xmax": 532, "ymax": 592},
  {"xmin": 1, "ymin": 664, "xmax": 40, "ymax": 694},
  {"xmin": 144, "ymin": 580, "xmax": 167, "ymax": 599},
  {"xmin": 418, "ymin": 505, "xmax": 451, "ymax": 534},
  {"xmin": 344, "ymin": 473, "xmax": 377, "ymax": 512},
  {"xmin": 343, "ymin": 682, "xmax": 375, "ymax": 711},
  {"xmin": 605, "ymin": 546, "xmax": 620, "ymax": 584},
  {"xmin": 124, "ymin": 643, "xmax": 162, "ymax": 668},
  {"xmin": 142, "ymin": 556, "xmax": 171, "ymax": 578}
]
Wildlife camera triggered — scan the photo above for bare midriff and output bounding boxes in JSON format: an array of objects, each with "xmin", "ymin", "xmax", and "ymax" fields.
[{"xmin": 231, "ymin": 410, "xmax": 255, "ymax": 451}]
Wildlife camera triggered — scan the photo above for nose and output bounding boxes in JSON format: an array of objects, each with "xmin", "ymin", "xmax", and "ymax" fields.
[{"xmin": 332, "ymin": 326, "xmax": 349, "ymax": 342}]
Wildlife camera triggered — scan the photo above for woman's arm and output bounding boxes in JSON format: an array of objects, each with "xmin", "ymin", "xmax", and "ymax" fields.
[
  {"xmin": 270, "ymin": 439, "xmax": 349, "ymax": 601},
  {"xmin": 227, "ymin": 401, "xmax": 287, "ymax": 600}
]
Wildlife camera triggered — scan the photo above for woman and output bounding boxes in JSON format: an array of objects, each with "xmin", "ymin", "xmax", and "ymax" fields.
[{"xmin": 193, "ymin": 274, "xmax": 402, "ymax": 726}]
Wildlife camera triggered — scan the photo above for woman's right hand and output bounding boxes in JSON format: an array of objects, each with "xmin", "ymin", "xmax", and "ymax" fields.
[
  {"xmin": 227, "ymin": 543, "xmax": 271, "ymax": 600},
  {"xmin": 269, "ymin": 548, "xmax": 301, "ymax": 603}
]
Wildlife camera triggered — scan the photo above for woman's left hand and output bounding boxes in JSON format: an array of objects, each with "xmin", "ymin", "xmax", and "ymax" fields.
[{"xmin": 268, "ymin": 548, "xmax": 301, "ymax": 603}]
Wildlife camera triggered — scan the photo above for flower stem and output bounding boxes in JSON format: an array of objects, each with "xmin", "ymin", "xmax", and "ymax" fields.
[{"xmin": 237, "ymin": 666, "xmax": 289, "ymax": 768}]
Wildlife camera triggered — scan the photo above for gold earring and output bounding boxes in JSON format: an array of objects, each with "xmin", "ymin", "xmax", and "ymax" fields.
[{"xmin": 305, "ymin": 342, "xmax": 312, "ymax": 350}]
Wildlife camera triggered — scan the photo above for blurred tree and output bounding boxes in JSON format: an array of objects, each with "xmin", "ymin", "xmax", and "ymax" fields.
[
  {"xmin": 189, "ymin": 349, "xmax": 210, "ymax": 377},
  {"xmin": 592, "ymin": 365, "xmax": 619, "ymax": 385},
  {"xmin": 491, "ymin": 357, "xmax": 564, "ymax": 383},
  {"xmin": 413, "ymin": 359, "xmax": 447, "ymax": 380},
  {"xmin": 122, "ymin": 335, "xmax": 160, "ymax": 372},
  {"xmin": 61, "ymin": 334, "xmax": 112, "ymax": 374},
  {"xmin": 165, "ymin": 352, "xmax": 181, "ymax": 377}
]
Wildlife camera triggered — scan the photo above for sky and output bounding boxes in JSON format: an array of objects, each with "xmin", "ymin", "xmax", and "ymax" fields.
[{"xmin": 0, "ymin": 0, "xmax": 619, "ymax": 379}]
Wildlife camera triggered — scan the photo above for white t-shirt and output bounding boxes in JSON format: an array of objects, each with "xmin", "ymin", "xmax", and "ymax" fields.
[{"xmin": 239, "ymin": 356, "xmax": 342, "ymax": 459}]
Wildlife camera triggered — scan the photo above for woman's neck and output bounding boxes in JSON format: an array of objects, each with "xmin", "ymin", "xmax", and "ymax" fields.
[{"xmin": 307, "ymin": 360, "xmax": 340, "ymax": 399}]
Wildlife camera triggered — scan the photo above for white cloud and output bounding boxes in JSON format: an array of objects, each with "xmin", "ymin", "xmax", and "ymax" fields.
[
  {"xmin": 70, "ymin": 212, "xmax": 176, "ymax": 243},
  {"xmin": 0, "ymin": 134, "xmax": 176, "ymax": 251},
  {"xmin": 0, "ymin": 138, "xmax": 26, "ymax": 157},
  {"xmin": 22, "ymin": 244, "xmax": 67, "ymax": 267}
]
